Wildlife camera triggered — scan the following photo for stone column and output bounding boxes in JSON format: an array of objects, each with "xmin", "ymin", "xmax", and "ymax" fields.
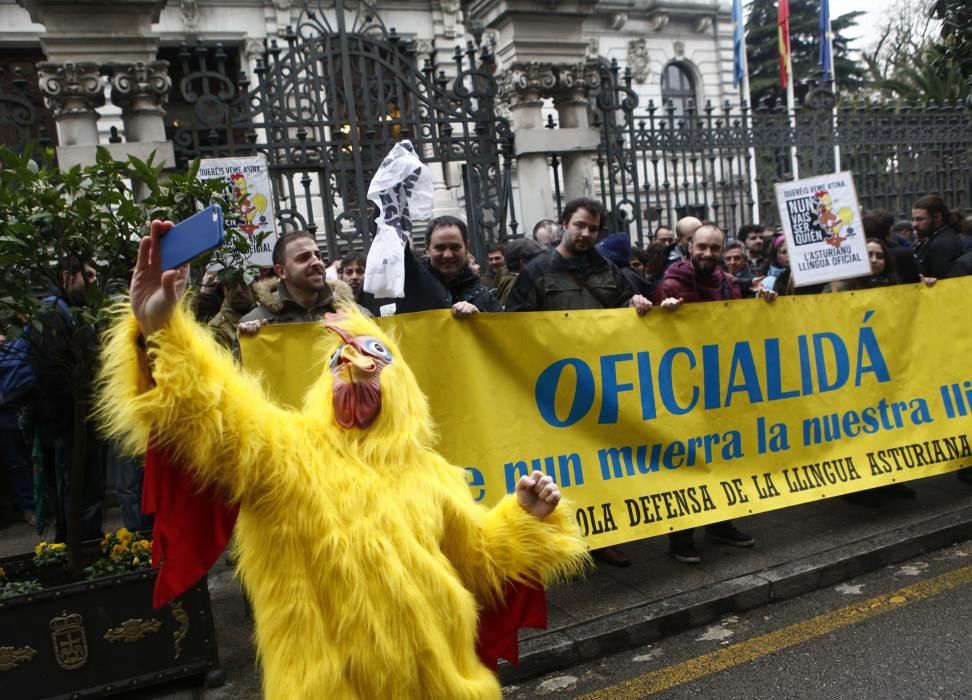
[
  {"xmin": 555, "ymin": 63, "xmax": 599, "ymax": 201},
  {"xmin": 110, "ymin": 61, "xmax": 172, "ymax": 144},
  {"xmin": 37, "ymin": 62, "xmax": 105, "ymax": 146},
  {"xmin": 498, "ymin": 63, "xmax": 555, "ymax": 233}
]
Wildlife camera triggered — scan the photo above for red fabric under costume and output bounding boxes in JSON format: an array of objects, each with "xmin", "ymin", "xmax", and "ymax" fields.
[{"xmin": 142, "ymin": 444, "xmax": 547, "ymax": 662}]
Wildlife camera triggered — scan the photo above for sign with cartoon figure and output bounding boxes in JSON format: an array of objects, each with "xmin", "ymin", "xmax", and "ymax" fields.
[
  {"xmin": 774, "ymin": 172, "xmax": 870, "ymax": 287},
  {"xmin": 198, "ymin": 155, "xmax": 277, "ymax": 266}
]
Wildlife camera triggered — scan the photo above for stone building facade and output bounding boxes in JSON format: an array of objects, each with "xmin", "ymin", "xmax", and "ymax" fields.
[{"xmin": 0, "ymin": 0, "xmax": 738, "ymax": 251}]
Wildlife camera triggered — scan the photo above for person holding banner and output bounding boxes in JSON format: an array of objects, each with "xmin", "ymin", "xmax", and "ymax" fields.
[
  {"xmin": 385, "ymin": 215, "xmax": 501, "ymax": 318},
  {"xmin": 507, "ymin": 197, "xmax": 659, "ymax": 567},
  {"xmin": 657, "ymin": 223, "xmax": 774, "ymax": 563},
  {"xmin": 235, "ymin": 232, "xmax": 369, "ymax": 353}
]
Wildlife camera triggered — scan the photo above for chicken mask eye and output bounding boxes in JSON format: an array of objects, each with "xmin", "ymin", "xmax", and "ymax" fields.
[
  {"xmin": 360, "ymin": 337, "xmax": 393, "ymax": 363},
  {"xmin": 328, "ymin": 348, "xmax": 342, "ymax": 370}
]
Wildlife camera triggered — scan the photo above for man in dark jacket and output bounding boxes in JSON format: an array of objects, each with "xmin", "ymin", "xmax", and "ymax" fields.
[
  {"xmin": 862, "ymin": 208, "xmax": 920, "ymax": 284},
  {"xmin": 506, "ymin": 199, "xmax": 652, "ymax": 314},
  {"xmin": 507, "ymin": 198, "xmax": 654, "ymax": 567},
  {"xmin": 372, "ymin": 215, "xmax": 500, "ymax": 318},
  {"xmin": 656, "ymin": 224, "xmax": 775, "ymax": 564},
  {"xmin": 912, "ymin": 195, "xmax": 962, "ymax": 280},
  {"xmin": 32, "ymin": 255, "xmax": 105, "ymax": 542}
]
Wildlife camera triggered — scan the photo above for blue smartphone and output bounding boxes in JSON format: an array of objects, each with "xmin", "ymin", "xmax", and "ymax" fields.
[{"xmin": 160, "ymin": 205, "xmax": 225, "ymax": 270}]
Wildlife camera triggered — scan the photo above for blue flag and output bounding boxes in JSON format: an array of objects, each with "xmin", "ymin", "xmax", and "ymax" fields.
[
  {"xmin": 732, "ymin": 0, "xmax": 746, "ymax": 88},
  {"xmin": 819, "ymin": 0, "xmax": 833, "ymax": 79}
]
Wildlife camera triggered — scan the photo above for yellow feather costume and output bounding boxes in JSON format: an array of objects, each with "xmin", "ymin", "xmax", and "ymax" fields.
[{"xmin": 96, "ymin": 302, "xmax": 590, "ymax": 699}]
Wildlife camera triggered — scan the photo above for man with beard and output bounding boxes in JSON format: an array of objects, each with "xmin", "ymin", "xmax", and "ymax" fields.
[
  {"xmin": 656, "ymin": 223, "xmax": 775, "ymax": 563},
  {"xmin": 506, "ymin": 198, "xmax": 653, "ymax": 314},
  {"xmin": 208, "ymin": 277, "xmax": 256, "ymax": 350},
  {"xmin": 507, "ymin": 198, "xmax": 657, "ymax": 567},
  {"xmin": 912, "ymin": 194, "xmax": 962, "ymax": 280},
  {"xmin": 238, "ymin": 231, "xmax": 358, "ymax": 337}
]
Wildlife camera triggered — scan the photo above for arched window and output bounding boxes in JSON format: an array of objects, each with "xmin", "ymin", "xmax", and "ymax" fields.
[{"xmin": 661, "ymin": 63, "xmax": 696, "ymax": 117}]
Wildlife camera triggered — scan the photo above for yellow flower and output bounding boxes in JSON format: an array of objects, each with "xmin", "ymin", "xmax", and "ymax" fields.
[
  {"xmin": 132, "ymin": 557, "xmax": 140, "ymax": 566},
  {"xmin": 0, "ymin": 566, "xmax": 6, "ymax": 579},
  {"xmin": 111, "ymin": 544, "xmax": 126, "ymax": 558},
  {"xmin": 117, "ymin": 528, "xmax": 132, "ymax": 544},
  {"xmin": 34, "ymin": 542, "xmax": 46, "ymax": 556},
  {"xmin": 50, "ymin": 543, "xmax": 66, "ymax": 551}
]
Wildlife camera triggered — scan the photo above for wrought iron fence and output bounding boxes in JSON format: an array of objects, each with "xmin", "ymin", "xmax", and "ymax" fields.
[
  {"xmin": 169, "ymin": 0, "xmax": 516, "ymax": 262},
  {"xmin": 0, "ymin": 63, "xmax": 55, "ymax": 155},
  {"xmin": 551, "ymin": 61, "xmax": 972, "ymax": 246}
]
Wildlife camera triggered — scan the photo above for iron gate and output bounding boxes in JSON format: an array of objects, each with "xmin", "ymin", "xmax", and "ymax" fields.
[
  {"xmin": 171, "ymin": 0, "xmax": 515, "ymax": 261},
  {"xmin": 588, "ymin": 60, "xmax": 972, "ymax": 243}
]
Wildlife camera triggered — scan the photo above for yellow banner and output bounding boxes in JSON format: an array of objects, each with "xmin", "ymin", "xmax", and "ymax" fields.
[{"xmin": 241, "ymin": 279, "xmax": 972, "ymax": 548}]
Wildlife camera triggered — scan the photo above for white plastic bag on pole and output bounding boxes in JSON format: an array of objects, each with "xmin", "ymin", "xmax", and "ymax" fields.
[{"xmin": 363, "ymin": 141, "xmax": 433, "ymax": 298}]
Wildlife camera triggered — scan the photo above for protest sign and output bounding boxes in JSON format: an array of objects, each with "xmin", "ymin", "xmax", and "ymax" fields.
[
  {"xmin": 363, "ymin": 141, "xmax": 433, "ymax": 301},
  {"xmin": 198, "ymin": 155, "xmax": 277, "ymax": 266},
  {"xmin": 775, "ymin": 172, "xmax": 870, "ymax": 287},
  {"xmin": 241, "ymin": 280, "xmax": 972, "ymax": 547}
]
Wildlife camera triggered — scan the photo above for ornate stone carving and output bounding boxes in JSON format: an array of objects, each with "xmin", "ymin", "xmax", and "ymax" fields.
[
  {"xmin": 694, "ymin": 15, "xmax": 713, "ymax": 33},
  {"xmin": 611, "ymin": 12, "xmax": 628, "ymax": 30},
  {"xmin": 496, "ymin": 61, "xmax": 600, "ymax": 105},
  {"xmin": 586, "ymin": 37, "xmax": 600, "ymax": 62},
  {"xmin": 440, "ymin": 0, "xmax": 461, "ymax": 39},
  {"xmin": 181, "ymin": 0, "xmax": 199, "ymax": 35},
  {"xmin": 170, "ymin": 601, "xmax": 189, "ymax": 660},
  {"xmin": 649, "ymin": 12, "xmax": 669, "ymax": 32},
  {"xmin": 673, "ymin": 40, "xmax": 685, "ymax": 58},
  {"xmin": 627, "ymin": 38, "xmax": 649, "ymax": 84},
  {"xmin": 109, "ymin": 61, "xmax": 172, "ymax": 116},
  {"xmin": 243, "ymin": 38, "xmax": 266, "ymax": 65},
  {"xmin": 37, "ymin": 62, "xmax": 105, "ymax": 118}
]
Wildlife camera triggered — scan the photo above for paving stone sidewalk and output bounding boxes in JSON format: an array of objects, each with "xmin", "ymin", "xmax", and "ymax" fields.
[{"xmin": 2, "ymin": 472, "xmax": 970, "ymax": 699}]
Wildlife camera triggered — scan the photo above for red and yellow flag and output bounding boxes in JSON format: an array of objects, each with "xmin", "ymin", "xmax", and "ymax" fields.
[{"xmin": 778, "ymin": 0, "xmax": 792, "ymax": 88}]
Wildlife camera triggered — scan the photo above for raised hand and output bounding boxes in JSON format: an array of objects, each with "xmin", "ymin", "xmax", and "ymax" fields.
[
  {"xmin": 516, "ymin": 470, "xmax": 562, "ymax": 521},
  {"xmin": 131, "ymin": 220, "xmax": 190, "ymax": 337}
]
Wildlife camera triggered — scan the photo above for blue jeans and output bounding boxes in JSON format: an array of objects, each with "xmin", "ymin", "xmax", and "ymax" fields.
[
  {"xmin": 108, "ymin": 442, "xmax": 154, "ymax": 532},
  {"xmin": 0, "ymin": 409, "xmax": 33, "ymax": 514}
]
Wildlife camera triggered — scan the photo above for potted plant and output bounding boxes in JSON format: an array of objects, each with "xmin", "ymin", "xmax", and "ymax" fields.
[{"xmin": 0, "ymin": 146, "xmax": 262, "ymax": 697}]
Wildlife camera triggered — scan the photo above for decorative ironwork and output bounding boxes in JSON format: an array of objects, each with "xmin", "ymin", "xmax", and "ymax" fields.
[
  {"xmin": 104, "ymin": 617, "xmax": 163, "ymax": 643},
  {"xmin": 0, "ymin": 61, "xmax": 54, "ymax": 153},
  {"xmin": 0, "ymin": 645, "xmax": 36, "ymax": 671},
  {"xmin": 50, "ymin": 610, "xmax": 87, "ymax": 670},
  {"xmin": 169, "ymin": 601, "xmax": 189, "ymax": 660},
  {"xmin": 172, "ymin": 0, "xmax": 515, "ymax": 261},
  {"xmin": 580, "ymin": 60, "xmax": 972, "ymax": 242}
]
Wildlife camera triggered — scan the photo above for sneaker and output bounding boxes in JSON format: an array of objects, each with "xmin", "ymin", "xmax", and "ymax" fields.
[
  {"xmin": 879, "ymin": 483, "xmax": 917, "ymax": 499},
  {"xmin": 591, "ymin": 545, "xmax": 631, "ymax": 568},
  {"xmin": 670, "ymin": 542, "xmax": 701, "ymax": 564},
  {"xmin": 705, "ymin": 524, "xmax": 755, "ymax": 547}
]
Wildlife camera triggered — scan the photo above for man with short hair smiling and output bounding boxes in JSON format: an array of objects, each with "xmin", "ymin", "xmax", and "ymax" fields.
[
  {"xmin": 238, "ymin": 231, "xmax": 357, "ymax": 337},
  {"xmin": 482, "ymin": 244, "xmax": 508, "ymax": 289}
]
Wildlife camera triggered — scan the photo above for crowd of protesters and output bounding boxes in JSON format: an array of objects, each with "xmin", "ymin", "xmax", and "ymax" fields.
[{"xmin": 3, "ymin": 191, "xmax": 971, "ymax": 569}]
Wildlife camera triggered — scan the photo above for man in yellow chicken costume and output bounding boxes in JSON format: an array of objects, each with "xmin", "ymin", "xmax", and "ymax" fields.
[{"xmin": 96, "ymin": 221, "xmax": 591, "ymax": 699}]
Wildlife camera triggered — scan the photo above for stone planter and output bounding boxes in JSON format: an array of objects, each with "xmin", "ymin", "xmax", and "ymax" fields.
[{"xmin": 0, "ymin": 550, "xmax": 222, "ymax": 699}]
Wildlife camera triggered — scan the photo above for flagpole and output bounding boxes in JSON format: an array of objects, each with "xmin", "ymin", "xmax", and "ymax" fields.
[
  {"xmin": 786, "ymin": 55, "xmax": 798, "ymax": 180},
  {"xmin": 826, "ymin": 8, "xmax": 841, "ymax": 172},
  {"xmin": 734, "ymin": 0, "xmax": 759, "ymax": 224}
]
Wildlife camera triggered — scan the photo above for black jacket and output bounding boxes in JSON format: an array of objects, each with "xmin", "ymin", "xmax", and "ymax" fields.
[
  {"xmin": 916, "ymin": 226, "xmax": 963, "ymax": 279},
  {"xmin": 365, "ymin": 243, "xmax": 500, "ymax": 316},
  {"xmin": 506, "ymin": 248, "xmax": 633, "ymax": 311}
]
